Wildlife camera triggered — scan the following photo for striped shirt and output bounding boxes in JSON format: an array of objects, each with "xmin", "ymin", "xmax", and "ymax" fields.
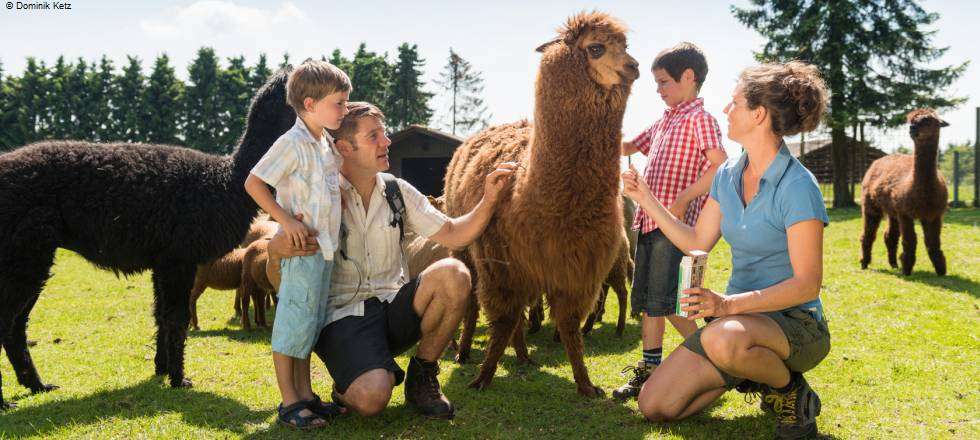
[
  {"xmin": 251, "ymin": 117, "xmax": 342, "ymax": 260},
  {"xmin": 631, "ymin": 98, "xmax": 724, "ymax": 233},
  {"xmin": 325, "ymin": 174, "xmax": 450, "ymax": 325}
]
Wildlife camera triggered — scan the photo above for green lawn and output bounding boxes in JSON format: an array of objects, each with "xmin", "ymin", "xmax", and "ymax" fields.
[{"xmin": 1, "ymin": 208, "xmax": 978, "ymax": 439}]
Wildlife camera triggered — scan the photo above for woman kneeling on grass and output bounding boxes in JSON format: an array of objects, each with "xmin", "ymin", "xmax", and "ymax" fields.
[{"xmin": 622, "ymin": 61, "xmax": 831, "ymax": 440}]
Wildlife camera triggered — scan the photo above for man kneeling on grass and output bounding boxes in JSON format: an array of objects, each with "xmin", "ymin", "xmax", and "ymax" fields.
[{"xmin": 268, "ymin": 102, "xmax": 516, "ymax": 419}]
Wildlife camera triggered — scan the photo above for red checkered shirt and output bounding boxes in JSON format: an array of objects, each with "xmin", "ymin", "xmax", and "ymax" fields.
[{"xmin": 631, "ymin": 98, "xmax": 724, "ymax": 233}]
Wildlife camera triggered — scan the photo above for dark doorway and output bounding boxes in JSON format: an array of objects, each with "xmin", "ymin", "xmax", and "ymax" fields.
[{"xmin": 401, "ymin": 157, "xmax": 452, "ymax": 197}]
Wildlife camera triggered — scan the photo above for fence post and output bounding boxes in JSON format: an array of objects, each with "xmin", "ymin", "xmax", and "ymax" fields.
[{"xmin": 952, "ymin": 151, "xmax": 963, "ymax": 207}]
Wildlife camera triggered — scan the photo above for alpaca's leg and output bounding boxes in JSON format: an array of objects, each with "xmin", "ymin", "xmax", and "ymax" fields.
[
  {"xmin": 469, "ymin": 300, "xmax": 522, "ymax": 390},
  {"xmin": 239, "ymin": 283, "xmax": 253, "ymax": 330},
  {"xmin": 921, "ymin": 217, "xmax": 947, "ymax": 276},
  {"xmin": 614, "ymin": 280, "xmax": 628, "ymax": 337},
  {"xmin": 0, "ymin": 217, "xmax": 60, "ymax": 410},
  {"xmin": 898, "ymin": 216, "xmax": 917, "ymax": 276},
  {"xmin": 454, "ymin": 296, "xmax": 479, "ymax": 364},
  {"xmin": 233, "ymin": 289, "xmax": 242, "ymax": 316},
  {"xmin": 527, "ymin": 299, "xmax": 543, "ymax": 334},
  {"xmin": 250, "ymin": 285, "xmax": 268, "ymax": 328},
  {"xmin": 860, "ymin": 209, "xmax": 883, "ymax": 269},
  {"xmin": 549, "ymin": 290, "xmax": 603, "ymax": 397},
  {"xmin": 581, "ymin": 286, "xmax": 607, "ymax": 336},
  {"xmin": 4, "ymin": 293, "xmax": 57, "ymax": 394},
  {"xmin": 188, "ymin": 279, "xmax": 205, "ymax": 331},
  {"xmin": 885, "ymin": 217, "xmax": 901, "ymax": 268},
  {"xmin": 152, "ymin": 263, "xmax": 196, "ymax": 388},
  {"xmin": 510, "ymin": 311, "xmax": 535, "ymax": 365}
]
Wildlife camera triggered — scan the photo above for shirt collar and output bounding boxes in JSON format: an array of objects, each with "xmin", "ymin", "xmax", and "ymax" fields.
[
  {"xmin": 339, "ymin": 172, "xmax": 385, "ymax": 196},
  {"xmin": 293, "ymin": 116, "xmax": 334, "ymax": 145},
  {"xmin": 666, "ymin": 97, "xmax": 704, "ymax": 116},
  {"xmin": 734, "ymin": 140, "xmax": 793, "ymax": 186}
]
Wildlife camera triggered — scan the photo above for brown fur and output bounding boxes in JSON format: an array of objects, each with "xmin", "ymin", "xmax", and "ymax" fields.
[
  {"xmin": 860, "ymin": 109, "xmax": 948, "ymax": 276},
  {"xmin": 239, "ymin": 237, "xmax": 277, "ymax": 329},
  {"xmin": 189, "ymin": 219, "xmax": 278, "ymax": 330},
  {"xmin": 442, "ymin": 11, "xmax": 638, "ymax": 397}
]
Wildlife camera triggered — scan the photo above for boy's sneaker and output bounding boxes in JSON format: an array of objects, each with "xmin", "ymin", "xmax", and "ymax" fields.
[
  {"xmin": 763, "ymin": 373, "xmax": 822, "ymax": 439},
  {"xmin": 404, "ymin": 356, "xmax": 454, "ymax": 419},
  {"xmin": 612, "ymin": 361, "xmax": 654, "ymax": 401}
]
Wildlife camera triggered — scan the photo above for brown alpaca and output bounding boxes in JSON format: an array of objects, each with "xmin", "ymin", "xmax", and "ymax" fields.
[
  {"xmin": 581, "ymin": 229, "xmax": 633, "ymax": 336},
  {"xmin": 860, "ymin": 109, "xmax": 949, "ymax": 276},
  {"xmin": 443, "ymin": 11, "xmax": 639, "ymax": 397},
  {"xmin": 189, "ymin": 219, "xmax": 278, "ymax": 330},
  {"xmin": 239, "ymin": 237, "xmax": 278, "ymax": 329}
]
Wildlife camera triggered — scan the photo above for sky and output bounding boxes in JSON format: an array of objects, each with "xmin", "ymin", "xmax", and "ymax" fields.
[{"xmin": 2, "ymin": 0, "xmax": 978, "ymax": 162}]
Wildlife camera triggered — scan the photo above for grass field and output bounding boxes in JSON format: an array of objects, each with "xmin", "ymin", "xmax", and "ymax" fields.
[{"xmin": 1, "ymin": 208, "xmax": 978, "ymax": 439}]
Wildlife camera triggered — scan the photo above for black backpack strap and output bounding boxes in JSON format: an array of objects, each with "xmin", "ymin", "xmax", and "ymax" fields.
[{"xmin": 380, "ymin": 173, "xmax": 406, "ymax": 242}]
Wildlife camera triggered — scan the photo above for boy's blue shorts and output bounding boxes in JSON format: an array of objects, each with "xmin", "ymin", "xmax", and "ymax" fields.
[{"xmin": 271, "ymin": 253, "xmax": 333, "ymax": 359}]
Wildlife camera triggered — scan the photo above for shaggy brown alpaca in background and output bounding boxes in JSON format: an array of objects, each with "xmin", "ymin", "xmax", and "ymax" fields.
[
  {"xmin": 443, "ymin": 11, "xmax": 639, "ymax": 397},
  {"xmin": 239, "ymin": 237, "xmax": 279, "ymax": 329},
  {"xmin": 188, "ymin": 218, "xmax": 278, "ymax": 330},
  {"xmin": 860, "ymin": 108, "xmax": 949, "ymax": 276}
]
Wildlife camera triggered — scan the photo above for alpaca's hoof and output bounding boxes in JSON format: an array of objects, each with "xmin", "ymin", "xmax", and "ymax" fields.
[
  {"xmin": 448, "ymin": 339, "xmax": 459, "ymax": 352},
  {"xmin": 615, "ymin": 328, "xmax": 625, "ymax": 338},
  {"xmin": 860, "ymin": 261, "xmax": 869, "ymax": 269},
  {"xmin": 552, "ymin": 330, "xmax": 561, "ymax": 343},
  {"xmin": 577, "ymin": 384, "xmax": 604, "ymax": 398},
  {"xmin": 527, "ymin": 322, "xmax": 541, "ymax": 334},
  {"xmin": 171, "ymin": 378, "xmax": 193, "ymax": 388},
  {"xmin": 468, "ymin": 375, "xmax": 493, "ymax": 391},
  {"xmin": 454, "ymin": 351, "xmax": 470, "ymax": 365},
  {"xmin": 29, "ymin": 383, "xmax": 58, "ymax": 394}
]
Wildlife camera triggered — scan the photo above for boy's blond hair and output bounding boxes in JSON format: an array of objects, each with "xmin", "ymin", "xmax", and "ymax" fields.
[{"xmin": 286, "ymin": 60, "xmax": 352, "ymax": 114}]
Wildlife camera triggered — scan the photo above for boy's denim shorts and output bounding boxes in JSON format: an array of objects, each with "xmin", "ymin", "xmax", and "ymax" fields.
[
  {"xmin": 631, "ymin": 229, "xmax": 685, "ymax": 317},
  {"xmin": 271, "ymin": 253, "xmax": 333, "ymax": 359}
]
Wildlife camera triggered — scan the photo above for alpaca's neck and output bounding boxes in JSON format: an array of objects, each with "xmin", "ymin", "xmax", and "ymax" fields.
[
  {"xmin": 521, "ymin": 85, "xmax": 627, "ymax": 207},
  {"xmin": 913, "ymin": 136, "xmax": 940, "ymax": 186},
  {"xmin": 231, "ymin": 130, "xmax": 280, "ymax": 184}
]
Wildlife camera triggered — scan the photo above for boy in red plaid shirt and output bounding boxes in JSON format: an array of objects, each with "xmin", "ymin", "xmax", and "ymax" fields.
[{"xmin": 613, "ymin": 42, "xmax": 728, "ymax": 400}]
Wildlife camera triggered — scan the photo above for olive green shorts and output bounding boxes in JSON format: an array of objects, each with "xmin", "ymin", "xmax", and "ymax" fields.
[{"xmin": 681, "ymin": 307, "xmax": 831, "ymax": 388}]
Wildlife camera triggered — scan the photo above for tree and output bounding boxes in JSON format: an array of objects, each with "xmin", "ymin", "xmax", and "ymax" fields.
[
  {"xmin": 248, "ymin": 53, "xmax": 272, "ymax": 97},
  {"xmin": 88, "ymin": 56, "xmax": 117, "ymax": 142},
  {"xmin": 184, "ymin": 47, "xmax": 223, "ymax": 153},
  {"xmin": 217, "ymin": 55, "xmax": 252, "ymax": 152},
  {"xmin": 48, "ymin": 56, "xmax": 74, "ymax": 140},
  {"xmin": 329, "ymin": 49, "xmax": 352, "ymax": 77},
  {"xmin": 143, "ymin": 54, "xmax": 183, "ymax": 145},
  {"xmin": 385, "ymin": 43, "xmax": 433, "ymax": 131},
  {"xmin": 13, "ymin": 58, "xmax": 50, "ymax": 144},
  {"xmin": 113, "ymin": 56, "xmax": 146, "ymax": 142},
  {"xmin": 0, "ymin": 60, "xmax": 19, "ymax": 150},
  {"xmin": 732, "ymin": 0, "xmax": 967, "ymax": 207},
  {"xmin": 349, "ymin": 43, "xmax": 391, "ymax": 111},
  {"xmin": 435, "ymin": 48, "xmax": 490, "ymax": 136},
  {"xmin": 67, "ymin": 58, "xmax": 95, "ymax": 140}
]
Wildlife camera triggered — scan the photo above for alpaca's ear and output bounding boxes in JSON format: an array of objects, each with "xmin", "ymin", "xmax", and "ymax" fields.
[
  {"xmin": 939, "ymin": 119, "xmax": 950, "ymax": 127},
  {"xmin": 536, "ymin": 38, "xmax": 561, "ymax": 53}
]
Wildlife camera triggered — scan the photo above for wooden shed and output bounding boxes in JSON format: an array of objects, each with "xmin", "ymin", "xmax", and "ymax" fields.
[{"xmin": 387, "ymin": 125, "xmax": 464, "ymax": 197}]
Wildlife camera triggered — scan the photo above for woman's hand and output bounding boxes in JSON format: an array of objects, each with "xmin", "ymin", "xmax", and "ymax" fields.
[
  {"xmin": 680, "ymin": 287, "xmax": 732, "ymax": 320},
  {"xmin": 621, "ymin": 164, "xmax": 653, "ymax": 205}
]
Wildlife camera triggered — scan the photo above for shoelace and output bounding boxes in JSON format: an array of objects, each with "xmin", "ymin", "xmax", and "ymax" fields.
[
  {"xmin": 620, "ymin": 365, "xmax": 650, "ymax": 386},
  {"xmin": 765, "ymin": 388, "xmax": 799, "ymax": 425},
  {"xmin": 418, "ymin": 365, "xmax": 442, "ymax": 397}
]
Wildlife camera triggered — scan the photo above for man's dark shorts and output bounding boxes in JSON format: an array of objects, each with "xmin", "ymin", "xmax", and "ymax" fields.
[
  {"xmin": 313, "ymin": 277, "xmax": 422, "ymax": 394},
  {"xmin": 631, "ymin": 228, "xmax": 685, "ymax": 317},
  {"xmin": 682, "ymin": 307, "xmax": 831, "ymax": 388}
]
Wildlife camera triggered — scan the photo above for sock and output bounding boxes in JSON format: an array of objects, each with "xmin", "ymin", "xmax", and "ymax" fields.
[{"xmin": 642, "ymin": 348, "xmax": 662, "ymax": 366}]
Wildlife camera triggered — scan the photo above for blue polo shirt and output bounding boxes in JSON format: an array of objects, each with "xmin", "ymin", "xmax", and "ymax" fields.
[{"xmin": 709, "ymin": 142, "xmax": 829, "ymax": 320}]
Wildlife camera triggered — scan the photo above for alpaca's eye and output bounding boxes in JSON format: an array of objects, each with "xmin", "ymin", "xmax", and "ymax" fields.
[{"xmin": 587, "ymin": 44, "xmax": 605, "ymax": 59}]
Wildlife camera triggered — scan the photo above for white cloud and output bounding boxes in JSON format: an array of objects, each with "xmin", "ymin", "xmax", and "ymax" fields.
[{"xmin": 140, "ymin": 1, "xmax": 310, "ymax": 40}]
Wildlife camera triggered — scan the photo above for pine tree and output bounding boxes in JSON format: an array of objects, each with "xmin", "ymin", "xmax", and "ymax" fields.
[
  {"xmin": 47, "ymin": 56, "xmax": 75, "ymax": 140},
  {"xmin": 385, "ymin": 43, "xmax": 434, "ymax": 131},
  {"xmin": 113, "ymin": 55, "xmax": 146, "ymax": 142},
  {"xmin": 0, "ymin": 60, "xmax": 19, "ymax": 150},
  {"xmin": 88, "ymin": 56, "xmax": 117, "ymax": 142},
  {"xmin": 732, "ymin": 0, "xmax": 967, "ymax": 207},
  {"xmin": 436, "ymin": 49, "xmax": 490, "ymax": 136},
  {"xmin": 14, "ymin": 58, "xmax": 50, "ymax": 144},
  {"xmin": 143, "ymin": 53, "xmax": 183, "ymax": 145},
  {"xmin": 184, "ymin": 47, "xmax": 223, "ymax": 153},
  {"xmin": 67, "ymin": 57, "xmax": 95, "ymax": 140},
  {"xmin": 349, "ymin": 43, "xmax": 391, "ymax": 111},
  {"xmin": 248, "ymin": 53, "xmax": 272, "ymax": 97},
  {"xmin": 329, "ymin": 49, "xmax": 352, "ymax": 77},
  {"xmin": 218, "ymin": 55, "xmax": 252, "ymax": 152}
]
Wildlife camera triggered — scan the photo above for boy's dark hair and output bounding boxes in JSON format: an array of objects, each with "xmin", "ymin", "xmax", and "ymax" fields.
[{"xmin": 652, "ymin": 42, "xmax": 708, "ymax": 90}]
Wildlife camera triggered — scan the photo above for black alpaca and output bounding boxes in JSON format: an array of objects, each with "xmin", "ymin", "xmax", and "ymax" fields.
[{"xmin": 0, "ymin": 68, "xmax": 295, "ymax": 410}]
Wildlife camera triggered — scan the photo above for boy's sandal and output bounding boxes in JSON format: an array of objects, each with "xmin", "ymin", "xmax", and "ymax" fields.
[
  {"xmin": 277, "ymin": 401, "xmax": 326, "ymax": 430},
  {"xmin": 302, "ymin": 393, "xmax": 346, "ymax": 419},
  {"xmin": 331, "ymin": 389, "xmax": 347, "ymax": 409}
]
